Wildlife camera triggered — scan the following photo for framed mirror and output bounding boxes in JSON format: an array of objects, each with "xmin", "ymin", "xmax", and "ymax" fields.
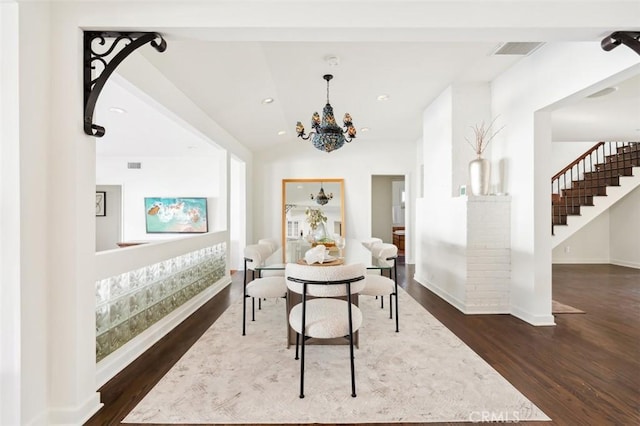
[{"xmin": 282, "ymin": 178, "xmax": 345, "ymax": 262}]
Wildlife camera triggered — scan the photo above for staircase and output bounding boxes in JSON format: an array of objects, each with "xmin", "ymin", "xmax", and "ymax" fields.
[{"xmin": 551, "ymin": 142, "xmax": 640, "ymax": 244}]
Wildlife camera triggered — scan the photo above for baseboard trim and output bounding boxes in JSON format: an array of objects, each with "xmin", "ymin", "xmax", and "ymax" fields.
[
  {"xmin": 511, "ymin": 305, "xmax": 556, "ymax": 326},
  {"xmin": 413, "ymin": 273, "xmax": 466, "ymax": 313},
  {"xmin": 47, "ymin": 392, "xmax": 102, "ymax": 426},
  {"xmin": 610, "ymin": 259, "xmax": 640, "ymax": 269}
]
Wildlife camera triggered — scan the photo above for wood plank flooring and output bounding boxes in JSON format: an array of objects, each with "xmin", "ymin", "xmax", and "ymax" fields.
[{"xmin": 86, "ymin": 263, "xmax": 640, "ymax": 425}]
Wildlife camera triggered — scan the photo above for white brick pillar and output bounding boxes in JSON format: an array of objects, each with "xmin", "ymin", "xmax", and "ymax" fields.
[{"xmin": 465, "ymin": 195, "xmax": 511, "ymax": 313}]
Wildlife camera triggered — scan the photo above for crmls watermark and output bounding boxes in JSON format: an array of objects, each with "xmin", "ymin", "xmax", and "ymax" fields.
[{"xmin": 468, "ymin": 411, "xmax": 521, "ymax": 423}]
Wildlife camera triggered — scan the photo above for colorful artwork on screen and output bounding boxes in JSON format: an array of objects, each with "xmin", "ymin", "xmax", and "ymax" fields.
[{"xmin": 144, "ymin": 197, "xmax": 208, "ymax": 233}]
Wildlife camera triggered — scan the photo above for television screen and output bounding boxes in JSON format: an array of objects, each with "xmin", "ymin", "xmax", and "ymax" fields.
[{"xmin": 144, "ymin": 197, "xmax": 208, "ymax": 233}]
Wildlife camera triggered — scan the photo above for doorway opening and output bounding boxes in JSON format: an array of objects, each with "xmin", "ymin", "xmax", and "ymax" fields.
[{"xmin": 371, "ymin": 175, "xmax": 406, "ymax": 257}]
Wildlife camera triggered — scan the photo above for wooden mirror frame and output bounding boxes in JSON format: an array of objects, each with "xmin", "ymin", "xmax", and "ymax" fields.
[{"xmin": 281, "ymin": 178, "xmax": 345, "ymax": 262}]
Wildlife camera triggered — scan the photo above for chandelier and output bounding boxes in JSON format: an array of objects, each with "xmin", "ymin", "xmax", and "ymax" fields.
[
  {"xmin": 296, "ymin": 74, "xmax": 356, "ymax": 153},
  {"xmin": 311, "ymin": 183, "xmax": 333, "ymax": 206}
]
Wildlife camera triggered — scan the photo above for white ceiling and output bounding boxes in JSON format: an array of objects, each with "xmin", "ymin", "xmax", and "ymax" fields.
[
  {"xmin": 552, "ymin": 73, "xmax": 640, "ymax": 142},
  {"xmin": 94, "ymin": 11, "xmax": 640, "ymax": 157}
]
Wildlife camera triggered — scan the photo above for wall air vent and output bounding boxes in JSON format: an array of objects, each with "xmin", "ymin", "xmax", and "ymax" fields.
[
  {"xmin": 492, "ymin": 42, "xmax": 543, "ymax": 56},
  {"xmin": 127, "ymin": 162, "xmax": 142, "ymax": 169}
]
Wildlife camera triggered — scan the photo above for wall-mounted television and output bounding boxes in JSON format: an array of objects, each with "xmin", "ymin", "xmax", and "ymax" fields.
[{"xmin": 144, "ymin": 197, "xmax": 208, "ymax": 233}]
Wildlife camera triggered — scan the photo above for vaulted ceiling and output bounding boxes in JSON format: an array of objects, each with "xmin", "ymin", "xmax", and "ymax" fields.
[{"xmin": 94, "ymin": 3, "xmax": 640, "ymax": 157}]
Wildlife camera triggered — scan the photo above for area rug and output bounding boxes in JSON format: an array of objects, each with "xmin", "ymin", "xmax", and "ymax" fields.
[
  {"xmin": 552, "ymin": 300, "xmax": 585, "ymax": 314},
  {"xmin": 124, "ymin": 288, "xmax": 550, "ymax": 424}
]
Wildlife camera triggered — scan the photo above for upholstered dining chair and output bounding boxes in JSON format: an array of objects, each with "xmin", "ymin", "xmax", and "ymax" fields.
[
  {"xmin": 285, "ymin": 262, "xmax": 366, "ymax": 399},
  {"xmin": 258, "ymin": 237, "xmax": 279, "ymax": 253},
  {"xmin": 361, "ymin": 237, "xmax": 383, "ymax": 251},
  {"xmin": 359, "ymin": 243, "xmax": 399, "ymax": 332},
  {"xmin": 242, "ymin": 244, "xmax": 287, "ymax": 336},
  {"xmin": 256, "ymin": 239, "xmax": 284, "ymax": 278}
]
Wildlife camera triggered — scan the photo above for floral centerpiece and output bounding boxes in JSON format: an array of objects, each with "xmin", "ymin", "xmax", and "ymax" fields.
[
  {"xmin": 305, "ymin": 207, "xmax": 335, "ymax": 246},
  {"xmin": 305, "ymin": 207, "xmax": 327, "ymax": 230}
]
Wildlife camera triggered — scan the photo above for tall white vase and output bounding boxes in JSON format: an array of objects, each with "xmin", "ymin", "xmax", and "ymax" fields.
[{"xmin": 469, "ymin": 157, "xmax": 491, "ymax": 196}]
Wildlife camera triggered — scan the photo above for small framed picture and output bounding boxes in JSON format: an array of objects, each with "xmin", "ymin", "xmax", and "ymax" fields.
[{"xmin": 96, "ymin": 191, "xmax": 106, "ymax": 217}]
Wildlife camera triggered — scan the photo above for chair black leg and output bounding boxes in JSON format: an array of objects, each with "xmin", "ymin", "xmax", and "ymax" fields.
[
  {"xmin": 347, "ymin": 288, "xmax": 356, "ymax": 398},
  {"xmin": 242, "ymin": 291, "xmax": 247, "ymax": 336},
  {"xmin": 299, "ymin": 285, "xmax": 307, "ymax": 399},
  {"xmin": 392, "ymin": 259, "xmax": 399, "ymax": 331},
  {"xmin": 394, "ymin": 283, "xmax": 399, "ymax": 332},
  {"xmin": 242, "ymin": 263, "xmax": 247, "ymax": 336},
  {"xmin": 251, "ymin": 297, "xmax": 255, "ymax": 321},
  {"xmin": 389, "ymin": 293, "xmax": 393, "ymax": 319},
  {"xmin": 380, "ymin": 295, "xmax": 384, "ymax": 309},
  {"xmin": 295, "ymin": 332, "xmax": 299, "ymax": 360}
]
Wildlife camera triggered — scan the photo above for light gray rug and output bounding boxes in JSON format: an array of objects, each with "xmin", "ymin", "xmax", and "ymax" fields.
[{"xmin": 124, "ymin": 288, "xmax": 550, "ymax": 424}]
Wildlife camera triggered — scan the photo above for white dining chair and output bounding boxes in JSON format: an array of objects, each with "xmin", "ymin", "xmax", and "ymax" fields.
[
  {"xmin": 361, "ymin": 237, "xmax": 383, "ymax": 251},
  {"xmin": 242, "ymin": 244, "xmax": 287, "ymax": 336},
  {"xmin": 285, "ymin": 262, "xmax": 366, "ymax": 398},
  {"xmin": 360, "ymin": 243, "xmax": 399, "ymax": 332}
]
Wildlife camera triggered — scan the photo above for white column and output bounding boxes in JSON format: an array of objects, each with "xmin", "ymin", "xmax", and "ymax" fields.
[
  {"xmin": 46, "ymin": 7, "xmax": 101, "ymax": 424},
  {"xmin": 1, "ymin": 2, "xmax": 22, "ymax": 425},
  {"xmin": 16, "ymin": 2, "xmax": 56, "ymax": 424}
]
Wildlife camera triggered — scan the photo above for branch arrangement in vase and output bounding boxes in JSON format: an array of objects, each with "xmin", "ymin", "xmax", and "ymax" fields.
[{"xmin": 465, "ymin": 116, "xmax": 505, "ymax": 157}]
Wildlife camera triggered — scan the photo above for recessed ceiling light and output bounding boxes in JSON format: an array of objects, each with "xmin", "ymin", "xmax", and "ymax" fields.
[
  {"xmin": 377, "ymin": 94, "xmax": 389, "ymax": 101},
  {"xmin": 262, "ymin": 98, "xmax": 274, "ymax": 104},
  {"xmin": 108, "ymin": 107, "xmax": 126, "ymax": 114},
  {"xmin": 587, "ymin": 87, "xmax": 618, "ymax": 98},
  {"xmin": 360, "ymin": 127, "xmax": 370, "ymax": 132},
  {"xmin": 325, "ymin": 55, "xmax": 340, "ymax": 67},
  {"xmin": 277, "ymin": 130, "xmax": 287, "ymax": 136}
]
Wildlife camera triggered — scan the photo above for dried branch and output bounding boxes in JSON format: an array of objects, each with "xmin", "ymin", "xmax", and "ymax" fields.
[{"xmin": 465, "ymin": 116, "xmax": 505, "ymax": 156}]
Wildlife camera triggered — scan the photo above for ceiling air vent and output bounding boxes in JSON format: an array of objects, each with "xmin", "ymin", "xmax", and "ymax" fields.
[
  {"xmin": 492, "ymin": 42, "xmax": 543, "ymax": 56},
  {"xmin": 127, "ymin": 162, "xmax": 142, "ymax": 169}
]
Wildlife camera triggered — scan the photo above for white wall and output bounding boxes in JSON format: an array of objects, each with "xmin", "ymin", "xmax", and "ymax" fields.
[
  {"xmin": 416, "ymin": 83, "xmax": 496, "ymax": 308},
  {"xmin": 253, "ymin": 139, "xmax": 416, "ymax": 253},
  {"xmin": 415, "ymin": 87, "xmax": 469, "ymax": 305},
  {"xmin": 551, "ymin": 141, "xmax": 601, "ymax": 176},
  {"xmin": 452, "ymin": 83, "xmax": 492, "ymax": 196},
  {"xmin": 491, "ymin": 42, "xmax": 639, "ymax": 325},
  {"xmin": 96, "ymin": 155, "xmax": 224, "ymax": 241},
  {"xmin": 96, "ymin": 185, "xmax": 122, "ymax": 251},
  {"xmin": 610, "ymin": 186, "xmax": 640, "ymax": 268},
  {"xmin": 552, "ymin": 211, "xmax": 611, "ymax": 263}
]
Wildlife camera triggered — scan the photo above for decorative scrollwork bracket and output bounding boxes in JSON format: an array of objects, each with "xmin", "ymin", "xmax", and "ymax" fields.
[
  {"xmin": 83, "ymin": 31, "xmax": 167, "ymax": 137},
  {"xmin": 601, "ymin": 31, "xmax": 640, "ymax": 56}
]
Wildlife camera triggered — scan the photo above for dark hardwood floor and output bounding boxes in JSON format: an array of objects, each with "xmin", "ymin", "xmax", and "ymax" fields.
[{"xmin": 86, "ymin": 262, "xmax": 640, "ymax": 425}]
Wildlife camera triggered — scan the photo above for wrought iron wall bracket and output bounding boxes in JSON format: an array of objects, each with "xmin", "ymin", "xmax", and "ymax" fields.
[
  {"xmin": 83, "ymin": 31, "xmax": 167, "ymax": 137},
  {"xmin": 601, "ymin": 31, "xmax": 640, "ymax": 56}
]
